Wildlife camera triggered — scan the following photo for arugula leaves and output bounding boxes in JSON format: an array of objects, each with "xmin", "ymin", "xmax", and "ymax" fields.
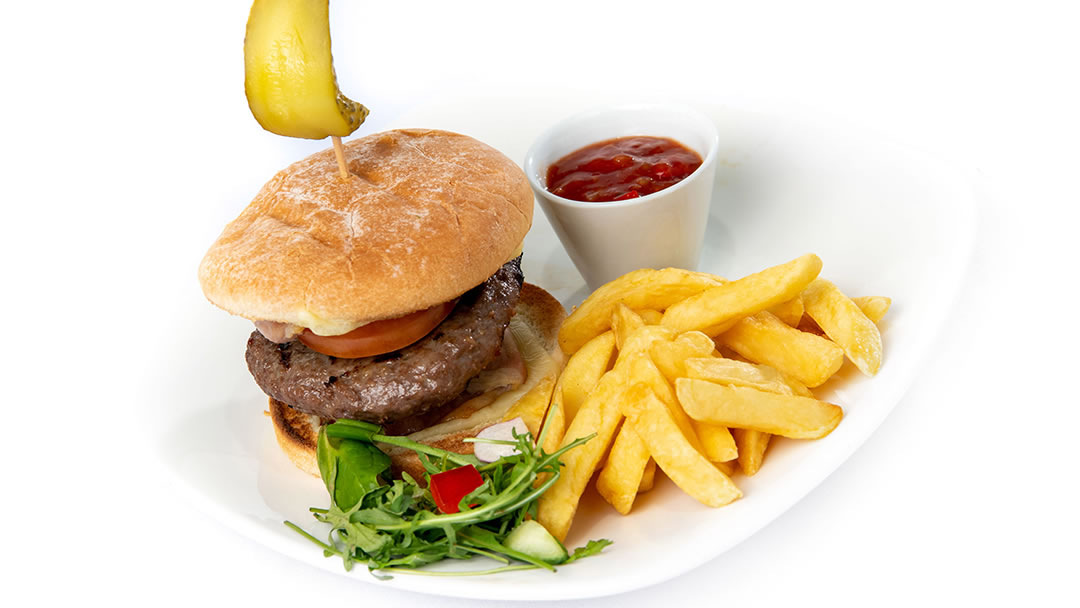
[{"xmin": 286, "ymin": 415, "xmax": 611, "ymax": 577}]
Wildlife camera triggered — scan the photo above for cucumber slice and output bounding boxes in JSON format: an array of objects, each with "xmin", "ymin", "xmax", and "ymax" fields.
[{"xmin": 504, "ymin": 520, "xmax": 568, "ymax": 564}]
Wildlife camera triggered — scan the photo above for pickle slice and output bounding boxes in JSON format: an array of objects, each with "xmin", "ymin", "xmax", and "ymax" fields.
[{"xmin": 244, "ymin": 0, "xmax": 368, "ymax": 139}]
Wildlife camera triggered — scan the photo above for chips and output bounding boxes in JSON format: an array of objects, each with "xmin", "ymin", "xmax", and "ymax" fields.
[
  {"xmin": 852, "ymin": 296, "xmax": 891, "ymax": 324},
  {"xmin": 559, "ymin": 268, "xmax": 723, "ymax": 354},
  {"xmin": 596, "ymin": 421, "xmax": 651, "ymax": 514},
  {"xmin": 624, "ymin": 350, "xmax": 704, "ymax": 454},
  {"xmin": 503, "ymin": 374, "xmax": 558, "ymax": 437},
  {"xmin": 676, "ymin": 378, "xmax": 843, "ymax": 439},
  {"xmin": 619, "ymin": 383, "xmax": 742, "ymax": 507},
  {"xmin": 636, "ymin": 308, "xmax": 665, "ymax": 325},
  {"xmin": 768, "ymin": 295, "xmax": 804, "ymax": 327},
  {"xmin": 802, "ymin": 279, "xmax": 883, "ymax": 376},
  {"xmin": 638, "ymin": 458, "xmax": 658, "ymax": 492},
  {"xmin": 528, "ymin": 254, "xmax": 888, "ymax": 540},
  {"xmin": 661, "ymin": 254, "xmax": 823, "ymax": 336},
  {"xmin": 732, "ymin": 428, "xmax": 770, "ymax": 476},
  {"xmin": 683, "ymin": 357, "xmax": 812, "ymax": 397},
  {"xmin": 719, "ymin": 311, "xmax": 844, "ymax": 387},
  {"xmin": 537, "ymin": 368, "xmax": 627, "ymax": 541},
  {"xmin": 557, "ymin": 331, "xmax": 616, "ymax": 423},
  {"xmin": 611, "ymin": 304, "xmax": 646, "ymax": 351}
]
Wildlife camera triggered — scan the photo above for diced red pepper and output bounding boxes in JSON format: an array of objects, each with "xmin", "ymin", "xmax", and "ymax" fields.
[{"xmin": 429, "ymin": 465, "xmax": 484, "ymax": 514}]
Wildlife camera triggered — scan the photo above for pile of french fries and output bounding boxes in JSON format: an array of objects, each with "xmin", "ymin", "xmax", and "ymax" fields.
[{"xmin": 534, "ymin": 254, "xmax": 890, "ymax": 542}]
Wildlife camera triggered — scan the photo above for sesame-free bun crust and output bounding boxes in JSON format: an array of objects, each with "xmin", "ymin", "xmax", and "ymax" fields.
[
  {"xmin": 199, "ymin": 129, "xmax": 533, "ymax": 336},
  {"xmin": 268, "ymin": 283, "xmax": 565, "ymax": 481}
]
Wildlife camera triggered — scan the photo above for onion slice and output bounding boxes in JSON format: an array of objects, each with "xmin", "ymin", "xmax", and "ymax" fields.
[{"xmin": 473, "ymin": 417, "xmax": 529, "ymax": 463}]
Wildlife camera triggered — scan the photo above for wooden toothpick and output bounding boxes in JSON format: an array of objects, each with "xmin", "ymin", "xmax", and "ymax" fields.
[{"xmin": 332, "ymin": 135, "xmax": 349, "ymax": 179}]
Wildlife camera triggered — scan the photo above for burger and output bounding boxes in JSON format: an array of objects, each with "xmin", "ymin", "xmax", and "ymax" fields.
[{"xmin": 198, "ymin": 129, "xmax": 565, "ymax": 479}]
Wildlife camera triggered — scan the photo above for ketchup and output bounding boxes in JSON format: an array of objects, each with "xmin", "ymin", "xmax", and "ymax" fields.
[{"xmin": 546, "ymin": 136, "xmax": 703, "ymax": 202}]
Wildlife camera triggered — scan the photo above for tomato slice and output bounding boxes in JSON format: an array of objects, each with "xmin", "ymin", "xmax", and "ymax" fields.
[
  {"xmin": 429, "ymin": 465, "xmax": 484, "ymax": 514},
  {"xmin": 298, "ymin": 299, "xmax": 457, "ymax": 359}
]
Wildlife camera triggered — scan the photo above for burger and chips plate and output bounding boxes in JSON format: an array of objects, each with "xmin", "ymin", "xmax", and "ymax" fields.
[{"xmin": 153, "ymin": 89, "xmax": 976, "ymax": 600}]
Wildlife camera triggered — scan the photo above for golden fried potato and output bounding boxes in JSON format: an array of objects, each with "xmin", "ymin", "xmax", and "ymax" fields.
[
  {"xmin": 537, "ymin": 368, "xmax": 627, "ymax": 541},
  {"xmin": 619, "ymin": 383, "xmax": 742, "ymax": 507},
  {"xmin": 852, "ymin": 296, "xmax": 892, "ymax": 324},
  {"xmin": 596, "ymin": 421, "xmax": 651, "ymax": 514},
  {"xmin": 614, "ymin": 325, "xmax": 677, "ymax": 368},
  {"xmin": 558, "ymin": 331, "xmax": 617, "ymax": 424},
  {"xmin": 683, "ymin": 357, "xmax": 813, "ymax": 398},
  {"xmin": 623, "ymin": 350, "xmax": 705, "ymax": 454},
  {"xmin": 612, "ymin": 304, "xmax": 646, "ymax": 351},
  {"xmin": 661, "ymin": 254, "xmax": 823, "ymax": 336},
  {"xmin": 692, "ymin": 419, "xmax": 738, "ymax": 462},
  {"xmin": 675, "ymin": 330, "xmax": 719, "ymax": 354},
  {"xmin": 676, "ymin": 378, "xmax": 843, "ymax": 439},
  {"xmin": 732, "ymin": 428, "xmax": 771, "ymax": 476},
  {"xmin": 647, "ymin": 338, "xmax": 737, "ymax": 462},
  {"xmin": 538, "ymin": 389, "xmax": 566, "ymax": 457},
  {"xmin": 503, "ymin": 374, "xmax": 558, "ymax": 437},
  {"xmin": 719, "ymin": 311, "xmax": 844, "ymax": 387},
  {"xmin": 635, "ymin": 308, "xmax": 664, "ymax": 325},
  {"xmin": 714, "ymin": 459, "xmax": 738, "ymax": 477},
  {"xmin": 768, "ymin": 295, "xmax": 804, "ymax": 327},
  {"xmin": 559, "ymin": 268, "xmax": 723, "ymax": 354},
  {"xmin": 638, "ymin": 458, "xmax": 657, "ymax": 492},
  {"xmin": 649, "ymin": 334, "xmax": 714, "ymax": 380},
  {"xmin": 802, "ymin": 279, "xmax": 883, "ymax": 376}
]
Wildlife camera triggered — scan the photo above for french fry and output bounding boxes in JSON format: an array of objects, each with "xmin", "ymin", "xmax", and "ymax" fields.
[
  {"xmin": 852, "ymin": 295, "xmax": 892, "ymax": 324},
  {"xmin": 796, "ymin": 315, "xmax": 825, "ymax": 336},
  {"xmin": 732, "ymin": 428, "xmax": 770, "ymax": 476},
  {"xmin": 676, "ymin": 378, "xmax": 843, "ymax": 439},
  {"xmin": 503, "ymin": 374, "xmax": 558, "ymax": 437},
  {"xmin": 638, "ymin": 458, "xmax": 657, "ymax": 492},
  {"xmin": 537, "ymin": 368, "xmax": 627, "ymax": 541},
  {"xmin": 683, "ymin": 357, "xmax": 813, "ymax": 398},
  {"xmin": 802, "ymin": 279, "xmax": 883, "ymax": 376},
  {"xmin": 596, "ymin": 421, "xmax": 651, "ymax": 514},
  {"xmin": 614, "ymin": 325, "xmax": 677, "ymax": 368},
  {"xmin": 649, "ymin": 335, "xmax": 714, "ymax": 380},
  {"xmin": 533, "ymin": 391, "xmax": 567, "ymax": 487},
  {"xmin": 619, "ymin": 383, "xmax": 742, "ymax": 507},
  {"xmin": 678, "ymin": 355, "xmax": 786, "ymax": 474},
  {"xmin": 611, "ymin": 304, "xmax": 646, "ymax": 351},
  {"xmin": 558, "ymin": 268, "xmax": 723, "ymax": 354},
  {"xmin": 714, "ymin": 459, "xmax": 738, "ymax": 477},
  {"xmin": 661, "ymin": 254, "xmax": 823, "ymax": 336},
  {"xmin": 648, "ymin": 338, "xmax": 738, "ymax": 462},
  {"xmin": 675, "ymin": 330, "xmax": 719, "ymax": 355},
  {"xmin": 558, "ymin": 331, "xmax": 617, "ymax": 424},
  {"xmin": 768, "ymin": 295, "xmax": 804, "ymax": 327},
  {"xmin": 692, "ymin": 420, "xmax": 738, "ymax": 462},
  {"xmin": 635, "ymin": 308, "xmax": 664, "ymax": 325},
  {"xmin": 539, "ymin": 390, "xmax": 566, "ymax": 457},
  {"xmin": 719, "ymin": 311, "xmax": 844, "ymax": 387},
  {"xmin": 624, "ymin": 350, "xmax": 705, "ymax": 454},
  {"xmin": 801, "ymin": 293, "xmax": 889, "ymax": 335}
]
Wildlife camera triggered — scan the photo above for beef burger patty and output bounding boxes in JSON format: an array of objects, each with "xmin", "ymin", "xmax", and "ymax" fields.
[{"xmin": 245, "ymin": 256, "xmax": 524, "ymax": 423}]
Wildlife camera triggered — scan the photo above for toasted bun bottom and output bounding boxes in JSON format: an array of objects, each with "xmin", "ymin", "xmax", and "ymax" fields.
[{"xmin": 268, "ymin": 282, "xmax": 565, "ymax": 481}]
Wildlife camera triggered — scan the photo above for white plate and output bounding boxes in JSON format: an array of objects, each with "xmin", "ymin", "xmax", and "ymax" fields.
[{"xmin": 149, "ymin": 90, "xmax": 976, "ymax": 600}]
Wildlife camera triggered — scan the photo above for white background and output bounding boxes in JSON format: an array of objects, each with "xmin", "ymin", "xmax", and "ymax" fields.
[{"xmin": 3, "ymin": 1, "xmax": 1078, "ymax": 606}]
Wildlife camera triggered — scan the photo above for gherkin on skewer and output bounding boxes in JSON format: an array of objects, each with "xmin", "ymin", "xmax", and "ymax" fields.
[{"xmin": 244, "ymin": 0, "xmax": 368, "ymax": 139}]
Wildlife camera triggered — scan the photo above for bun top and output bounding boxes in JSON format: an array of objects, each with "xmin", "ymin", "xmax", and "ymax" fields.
[{"xmin": 198, "ymin": 129, "xmax": 533, "ymax": 335}]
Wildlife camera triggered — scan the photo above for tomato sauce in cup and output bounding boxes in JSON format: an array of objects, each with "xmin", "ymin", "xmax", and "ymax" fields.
[{"xmin": 545, "ymin": 136, "xmax": 703, "ymax": 202}]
